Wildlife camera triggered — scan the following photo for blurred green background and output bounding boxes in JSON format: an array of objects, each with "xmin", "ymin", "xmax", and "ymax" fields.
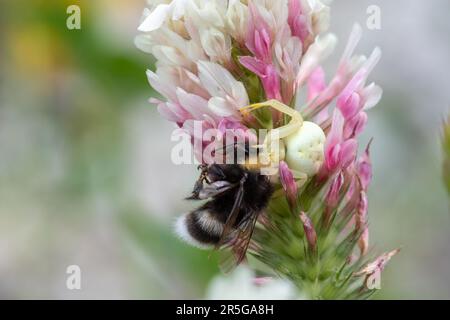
[{"xmin": 0, "ymin": 0, "xmax": 448, "ymax": 299}]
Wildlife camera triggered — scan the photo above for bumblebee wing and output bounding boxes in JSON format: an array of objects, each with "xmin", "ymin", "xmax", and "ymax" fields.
[
  {"xmin": 214, "ymin": 142, "xmax": 248, "ymax": 164},
  {"xmin": 214, "ymin": 142, "xmax": 248, "ymax": 156},
  {"xmin": 218, "ymin": 210, "xmax": 259, "ymax": 273},
  {"xmin": 215, "ymin": 174, "xmax": 246, "ymax": 248},
  {"xmin": 198, "ymin": 181, "xmax": 237, "ymax": 199},
  {"xmin": 233, "ymin": 211, "xmax": 259, "ymax": 264}
]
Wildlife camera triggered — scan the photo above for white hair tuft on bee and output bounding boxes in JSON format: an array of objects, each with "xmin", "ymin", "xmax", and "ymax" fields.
[{"xmin": 174, "ymin": 214, "xmax": 213, "ymax": 249}]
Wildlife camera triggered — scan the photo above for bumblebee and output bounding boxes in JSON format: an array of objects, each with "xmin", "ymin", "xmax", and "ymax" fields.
[{"xmin": 175, "ymin": 163, "xmax": 274, "ymax": 264}]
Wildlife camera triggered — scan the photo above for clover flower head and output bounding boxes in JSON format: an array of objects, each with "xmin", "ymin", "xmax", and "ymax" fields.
[{"xmin": 137, "ymin": 0, "xmax": 397, "ymax": 299}]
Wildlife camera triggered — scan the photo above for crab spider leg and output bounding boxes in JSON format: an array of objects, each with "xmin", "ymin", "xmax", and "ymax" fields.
[
  {"xmin": 240, "ymin": 100, "xmax": 303, "ymax": 124},
  {"xmin": 240, "ymin": 99, "xmax": 304, "ymax": 142},
  {"xmin": 240, "ymin": 100, "xmax": 307, "ymax": 168}
]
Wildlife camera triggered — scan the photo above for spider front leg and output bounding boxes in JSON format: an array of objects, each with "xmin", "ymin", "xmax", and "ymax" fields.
[
  {"xmin": 240, "ymin": 100, "xmax": 304, "ymax": 142},
  {"xmin": 240, "ymin": 100, "xmax": 326, "ymax": 178},
  {"xmin": 240, "ymin": 100, "xmax": 304, "ymax": 161}
]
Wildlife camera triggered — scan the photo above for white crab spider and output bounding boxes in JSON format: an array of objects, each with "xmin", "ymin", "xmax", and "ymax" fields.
[{"xmin": 240, "ymin": 99, "xmax": 326, "ymax": 186}]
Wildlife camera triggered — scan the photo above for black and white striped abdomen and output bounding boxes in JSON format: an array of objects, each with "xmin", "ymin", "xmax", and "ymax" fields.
[{"xmin": 175, "ymin": 209, "xmax": 225, "ymax": 248}]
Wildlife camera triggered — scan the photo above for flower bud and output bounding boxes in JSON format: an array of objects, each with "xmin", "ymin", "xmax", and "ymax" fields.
[
  {"xmin": 300, "ymin": 212, "xmax": 317, "ymax": 253},
  {"xmin": 326, "ymin": 172, "xmax": 344, "ymax": 207},
  {"xmin": 358, "ymin": 228, "xmax": 369, "ymax": 256},
  {"xmin": 357, "ymin": 140, "xmax": 373, "ymax": 190},
  {"xmin": 279, "ymin": 161, "xmax": 298, "ymax": 211},
  {"xmin": 355, "ymin": 249, "xmax": 400, "ymax": 289},
  {"xmin": 356, "ymin": 190, "xmax": 369, "ymax": 255}
]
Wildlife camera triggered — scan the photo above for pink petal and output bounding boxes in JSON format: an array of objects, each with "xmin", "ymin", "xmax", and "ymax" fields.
[
  {"xmin": 239, "ymin": 56, "xmax": 266, "ymax": 77},
  {"xmin": 338, "ymin": 92, "xmax": 361, "ymax": 120},
  {"xmin": 357, "ymin": 141, "xmax": 373, "ymax": 190},
  {"xmin": 253, "ymin": 277, "xmax": 273, "ymax": 286},
  {"xmin": 240, "ymin": 56, "xmax": 282, "ymax": 101},
  {"xmin": 288, "ymin": 0, "xmax": 309, "ymax": 42},
  {"xmin": 307, "ymin": 66, "xmax": 326, "ymax": 102},
  {"xmin": 254, "ymin": 28, "xmax": 272, "ymax": 62},
  {"xmin": 341, "ymin": 68, "xmax": 366, "ymax": 98},
  {"xmin": 246, "ymin": 1, "xmax": 273, "ymax": 60},
  {"xmin": 343, "ymin": 111, "xmax": 367, "ymax": 139},
  {"xmin": 326, "ymin": 171, "xmax": 344, "ymax": 207},
  {"xmin": 353, "ymin": 112, "xmax": 368, "ymax": 137},
  {"xmin": 261, "ymin": 64, "xmax": 282, "ymax": 100},
  {"xmin": 325, "ymin": 144, "xmax": 341, "ymax": 171},
  {"xmin": 217, "ymin": 118, "xmax": 255, "ymax": 143},
  {"xmin": 339, "ymin": 139, "xmax": 358, "ymax": 169},
  {"xmin": 324, "ymin": 109, "xmax": 345, "ymax": 167}
]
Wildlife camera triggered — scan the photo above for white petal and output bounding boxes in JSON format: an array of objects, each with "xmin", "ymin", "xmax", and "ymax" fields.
[
  {"xmin": 176, "ymin": 88, "xmax": 211, "ymax": 119},
  {"xmin": 208, "ymin": 97, "xmax": 236, "ymax": 117},
  {"xmin": 172, "ymin": 0, "xmax": 189, "ymax": 20},
  {"xmin": 146, "ymin": 69, "xmax": 178, "ymax": 102},
  {"xmin": 157, "ymin": 103, "xmax": 179, "ymax": 122},
  {"xmin": 185, "ymin": 0, "xmax": 226, "ymax": 30},
  {"xmin": 349, "ymin": 54, "xmax": 366, "ymax": 74},
  {"xmin": 312, "ymin": 4, "xmax": 330, "ymax": 35},
  {"xmin": 226, "ymin": 0, "xmax": 248, "ymax": 42},
  {"xmin": 152, "ymin": 45, "xmax": 191, "ymax": 68},
  {"xmin": 134, "ymin": 34, "xmax": 154, "ymax": 54},
  {"xmin": 200, "ymin": 28, "xmax": 231, "ymax": 63},
  {"xmin": 296, "ymin": 33, "xmax": 337, "ymax": 87},
  {"xmin": 361, "ymin": 83, "xmax": 383, "ymax": 110},
  {"xmin": 362, "ymin": 47, "xmax": 382, "ymax": 78},
  {"xmin": 340, "ymin": 23, "xmax": 362, "ymax": 64},
  {"xmin": 197, "ymin": 61, "xmax": 249, "ymax": 107},
  {"xmin": 138, "ymin": 4, "xmax": 171, "ymax": 32},
  {"xmin": 206, "ymin": 265, "xmax": 299, "ymax": 300}
]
